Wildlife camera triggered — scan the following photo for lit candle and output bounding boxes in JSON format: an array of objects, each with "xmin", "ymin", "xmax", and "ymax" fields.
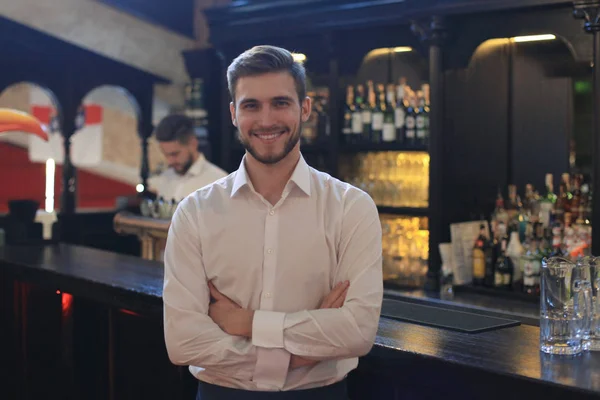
[{"xmin": 45, "ymin": 158, "xmax": 55, "ymax": 213}]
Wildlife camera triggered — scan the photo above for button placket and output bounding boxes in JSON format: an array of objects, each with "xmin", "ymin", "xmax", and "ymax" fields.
[{"xmin": 261, "ymin": 208, "xmax": 278, "ymax": 310}]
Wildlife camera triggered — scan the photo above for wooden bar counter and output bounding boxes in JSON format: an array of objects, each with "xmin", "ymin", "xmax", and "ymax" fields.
[{"xmin": 1, "ymin": 244, "xmax": 599, "ymax": 400}]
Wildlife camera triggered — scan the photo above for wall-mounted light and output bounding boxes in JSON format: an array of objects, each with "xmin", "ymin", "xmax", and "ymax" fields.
[
  {"xmin": 292, "ymin": 53, "xmax": 307, "ymax": 63},
  {"xmin": 136, "ymin": 184, "xmax": 145, "ymax": 193},
  {"xmin": 512, "ymin": 34, "xmax": 556, "ymax": 43},
  {"xmin": 393, "ymin": 47, "xmax": 413, "ymax": 53}
]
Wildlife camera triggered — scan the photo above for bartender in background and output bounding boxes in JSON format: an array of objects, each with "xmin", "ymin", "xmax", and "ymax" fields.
[{"xmin": 149, "ymin": 114, "xmax": 227, "ymax": 201}]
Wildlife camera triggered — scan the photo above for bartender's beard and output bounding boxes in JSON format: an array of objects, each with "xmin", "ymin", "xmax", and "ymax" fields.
[
  {"xmin": 173, "ymin": 153, "xmax": 194, "ymax": 175},
  {"xmin": 237, "ymin": 122, "xmax": 301, "ymax": 165}
]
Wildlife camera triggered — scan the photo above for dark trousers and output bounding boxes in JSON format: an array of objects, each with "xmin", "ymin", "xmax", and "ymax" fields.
[{"xmin": 196, "ymin": 379, "xmax": 348, "ymax": 400}]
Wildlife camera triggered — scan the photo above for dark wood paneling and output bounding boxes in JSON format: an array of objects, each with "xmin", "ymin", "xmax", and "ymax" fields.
[
  {"xmin": 511, "ymin": 41, "xmax": 571, "ymax": 191},
  {"xmin": 444, "ymin": 40, "xmax": 510, "ymax": 223}
]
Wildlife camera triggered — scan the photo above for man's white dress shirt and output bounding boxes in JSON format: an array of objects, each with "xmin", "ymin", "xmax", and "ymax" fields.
[
  {"xmin": 149, "ymin": 153, "xmax": 227, "ymax": 202},
  {"xmin": 163, "ymin": 154, "xmax": 383, "ymax": 391}
]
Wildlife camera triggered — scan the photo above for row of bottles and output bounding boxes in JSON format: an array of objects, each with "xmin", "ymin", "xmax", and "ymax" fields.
[
  {"xmin": 339, "ymin": 151, "xmax": 429, "ymax": 208},
  {"xmin": 472, "ymin": 173, "xmax": 593, "ymax": 295},
  {"xmin": 342, "ymin": 78, "xmax": 430, "ymax": 146},
  {"xmin": 381, "ymin": 215, "xmax": 429, "ymax": 287}
]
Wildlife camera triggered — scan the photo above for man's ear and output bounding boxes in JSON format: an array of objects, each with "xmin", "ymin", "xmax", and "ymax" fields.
[
  {"xmin": 301, "ymin": 96, "xmax": 312, "ymax": 123},
  {"xmin": 230, "ymin": 102, "xmax": 237, "ymax": 127}
]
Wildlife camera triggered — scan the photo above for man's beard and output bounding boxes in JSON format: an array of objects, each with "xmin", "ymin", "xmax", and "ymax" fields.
[
  {"xmin": 174, "ymin": 154, "xmax": 194, "ymax": 175},
  {"xmin": 238, "ymin": 124, "xmax": 301, "ymax": 165}
]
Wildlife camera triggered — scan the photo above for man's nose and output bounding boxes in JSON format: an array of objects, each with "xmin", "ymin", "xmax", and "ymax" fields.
[{"xmin": 258, "ymin": 106, "xmax": 276, "ymax": 127}]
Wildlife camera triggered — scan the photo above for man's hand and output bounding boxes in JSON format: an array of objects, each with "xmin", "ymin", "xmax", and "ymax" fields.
[
  {"xmin": 208, "ymin": 282, "xmax": 254, "ymax": 338},
  {"xmin": 290, "ymin": 280, "xmax": 350, "ymax": 369}
]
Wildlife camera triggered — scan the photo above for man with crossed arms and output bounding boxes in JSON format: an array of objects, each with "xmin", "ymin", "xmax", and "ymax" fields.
[{"xmin": 163, "ymin": 45, "xmax": 383, "ymax": 400}]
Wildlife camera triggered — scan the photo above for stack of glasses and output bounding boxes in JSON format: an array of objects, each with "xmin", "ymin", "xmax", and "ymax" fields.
[{"xmin": 540, "ymin": 256, "xmax": 600, "ymax": 355}]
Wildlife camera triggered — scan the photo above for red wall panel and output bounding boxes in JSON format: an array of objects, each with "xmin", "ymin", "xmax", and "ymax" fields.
[{"xmin": 0, "ymin": 142, "xmax": 136, "ymax": 213}]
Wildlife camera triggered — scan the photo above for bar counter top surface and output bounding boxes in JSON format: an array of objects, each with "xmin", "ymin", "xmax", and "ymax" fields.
[{"xmin": 1, "ymin": 244, "xmax": 599, "ymax": 398}]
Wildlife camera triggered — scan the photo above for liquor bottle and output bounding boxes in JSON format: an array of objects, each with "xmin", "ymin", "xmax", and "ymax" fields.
[
  {"xmin": 353, "ymin": 85, "xmax": 366, "ymax": 143},
  {"xmin": 415, "ymin": 90, "xmax": 429, "ymax": 146},
  {"xmin": 490, "ymin": 221, "xmax": 508, "ymax": 286},
  {"xmin": 473, "ymin": 223, "xmax": 492, "ymax": 286},
  {"xmin": 506, "ymin": 230, "xmax": 524, "ymax": 289},
  {"xmin": 521, "ymin": 235, "xmax": 541, "ymax": 295},
  {"xmin": 362, "ymin": 82, "xmax": 374, "ymax": 141},
  {"xmin": 506, "ymin": 184, "xmax": 519, "ymax": 222},
  {"xmin": 395, "ymin": 77, "xmax": 407, "ymax": 143},
  {"xmin": 422, "ymin": 83, "xmax": 431, "ymax": 138},
  {"xmin": 404, "ymin": 91, "xmax": 417, "ymax": 146},
  {"xmin": 491, "ymin": 190, "xmax": 509, "ymax": 238},
  {"xmin": 548, "ymin": 220, "xmax": 566, "ymax": 257},
  {"xmin": 382, "ymin": 84, "xmax": 396, "ymax": 143},
  {"xmin": 539, "ymin": 173, "xmax": 557, "ymax": 228},
  {"xmin": 571, "ymin": 174, "xmax": 583, "ymax": 224},
  {"xmin": 371, "ymin": 84, "xmax": 384, "ymax": 143},
  {"xmin": 343, "ymin": 85, "xmax": 355, "ymax": 144},
  {"xmin": 494, "ymin": 236, "xmax": 514, "ymax": 289}
]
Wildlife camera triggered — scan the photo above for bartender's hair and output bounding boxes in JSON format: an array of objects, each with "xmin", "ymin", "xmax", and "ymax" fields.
[
  {"xmin": 154, "ymin": 114, "xmax": 195, "ymax": 144},
  {"xmin": 227, "ymin": 45, "xmax": 306, "ymax": 104}
]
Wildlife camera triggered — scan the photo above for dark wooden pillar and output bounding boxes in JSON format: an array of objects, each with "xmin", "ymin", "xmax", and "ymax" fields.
[
  {"xmin": 412, "ymin": 16, "xmax": 448, "ymax": 292},
  {"xmin": 140, "ymin": 135, "xmax": 150, "ymax": 192},
  {"xmin": 574, "ymin": 1, "xmax": 600, "ymax": 255},
  {"xmin": 326, "ymin": 33, "xmax": 340, "ymax": 177},
  {"xmin": 61, "ymin": 106, "xmax": 78, "ymax": 214}
]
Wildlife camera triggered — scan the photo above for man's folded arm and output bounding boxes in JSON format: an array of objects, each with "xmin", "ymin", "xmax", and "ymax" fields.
[
  {"xmin": 163, "ymin": 202, "xmax": 258, "ymax": 380},
  {"xmin": 252, "ymin": 193, "xmax": 383, "ymax": 360}
]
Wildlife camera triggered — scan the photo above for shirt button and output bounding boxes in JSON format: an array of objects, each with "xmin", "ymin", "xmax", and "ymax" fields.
[
  {"xmin": 269, "ymin": 210, "xmax": 275, "ymax": 216},
  {"xmin": 267, "ymin": 249, "xmax": 273, "ymax": 254}
]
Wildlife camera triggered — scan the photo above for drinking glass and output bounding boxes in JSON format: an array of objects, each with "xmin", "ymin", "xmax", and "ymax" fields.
[
  {"xmin": 576, "ymin": 257, "xmax": 600, "ymax": 351},
  {"xmin": 540, "ymin": 257, "xmax": 587, "ymax": 355}
]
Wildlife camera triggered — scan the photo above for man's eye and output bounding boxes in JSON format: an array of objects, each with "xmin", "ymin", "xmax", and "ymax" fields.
[
  {"xmin": 274, "ymin": 101, "xmax": 289, "ymax": 107},
  {"xmin": 243, "ymin": 103, "xmax": 257, "ymax": 110}
]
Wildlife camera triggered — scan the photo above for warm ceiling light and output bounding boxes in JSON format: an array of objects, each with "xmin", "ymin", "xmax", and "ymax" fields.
[
  {"xmin": 292, "ymin": 53, "xmax": 307, "ymax": 62},
  {"xmin": 393, "ymin": 47, "xmax": 412, "ymax": 53},
  {"xmin": 512, "ymin": 34, "xmax": 556, "ymax": 43}
]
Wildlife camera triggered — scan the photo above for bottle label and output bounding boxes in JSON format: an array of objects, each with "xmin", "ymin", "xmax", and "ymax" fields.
[
  {"xmin": 417, "ymin": 129, "xmax": 426, "ymax": 138},
  {"xmin": 406, "ymin": 129, "xmax": 415, "ymax": 138},
  {"xmin": 395, "ymin": 108, "xmax": 405, "ymax": 128},
  {"xmin": 362, "ymin": 111, "xmax": 372, "ymax": 124},
  {"xmin": 343, "ymin": 115, "xmax": 352, "ymax": 135},
  {"xmin": 405, "ymin": 116, "xmax": 416, "ymax": 129},
  {"xmin": 352, "ymin": 113, "xmax": 362, "ymax": 134},
  {"xmin": 383, "ymin": 123, "xmax": 395, "ymax": 142},
  {"xmin": 416, "ymin": 115, "xmax": 425, "ymax": 129},
  {"xmin": 495, "ymin": 271, "xmax": 503, "ymax": 286},
  {"xmin": 503, "ymin": 273, "xmax": 511, "ymax": 286},
  {"xmin": 473, "ymin": 249, "xmax": 485, "ymax": 279},
  {"xmin": 523, "ymin": 275, "xmax": 535, "ymax": 287},
  {"xmin": 372, "ymin": 113, "xmax": 384, "ymax": 130}
]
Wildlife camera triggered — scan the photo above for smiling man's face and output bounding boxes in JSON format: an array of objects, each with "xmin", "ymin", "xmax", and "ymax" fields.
[{"xmin": 230, "ymin": 71, "xmax": 311, "ymax": 165}]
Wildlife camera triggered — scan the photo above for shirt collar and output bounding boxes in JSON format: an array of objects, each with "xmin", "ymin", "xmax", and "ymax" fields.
[
  {"xmin": 186, "ymin": 153, "xmax": 206, "ymax": 177},
  {"xmin": 231, "ymin": 154, "xmax": 311, "ymax": 198}
]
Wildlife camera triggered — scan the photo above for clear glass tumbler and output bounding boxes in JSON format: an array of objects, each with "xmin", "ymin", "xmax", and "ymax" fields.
[
  {"xmin": 576, "ymin": 257, "xmax": 600, "ymax": 351},
  {"xmin": 540, "ymin": 257, "xmax": 587, "ymax": 355}
]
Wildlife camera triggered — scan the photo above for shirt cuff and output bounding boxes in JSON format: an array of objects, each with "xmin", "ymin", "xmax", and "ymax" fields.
[
  {"xmin": 252, "ymin": 347, "xmax": 291, "ymax": 390},
  {"xmin": 252, "ymin": 310, "xmax": 286, "ymax": 348}
]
